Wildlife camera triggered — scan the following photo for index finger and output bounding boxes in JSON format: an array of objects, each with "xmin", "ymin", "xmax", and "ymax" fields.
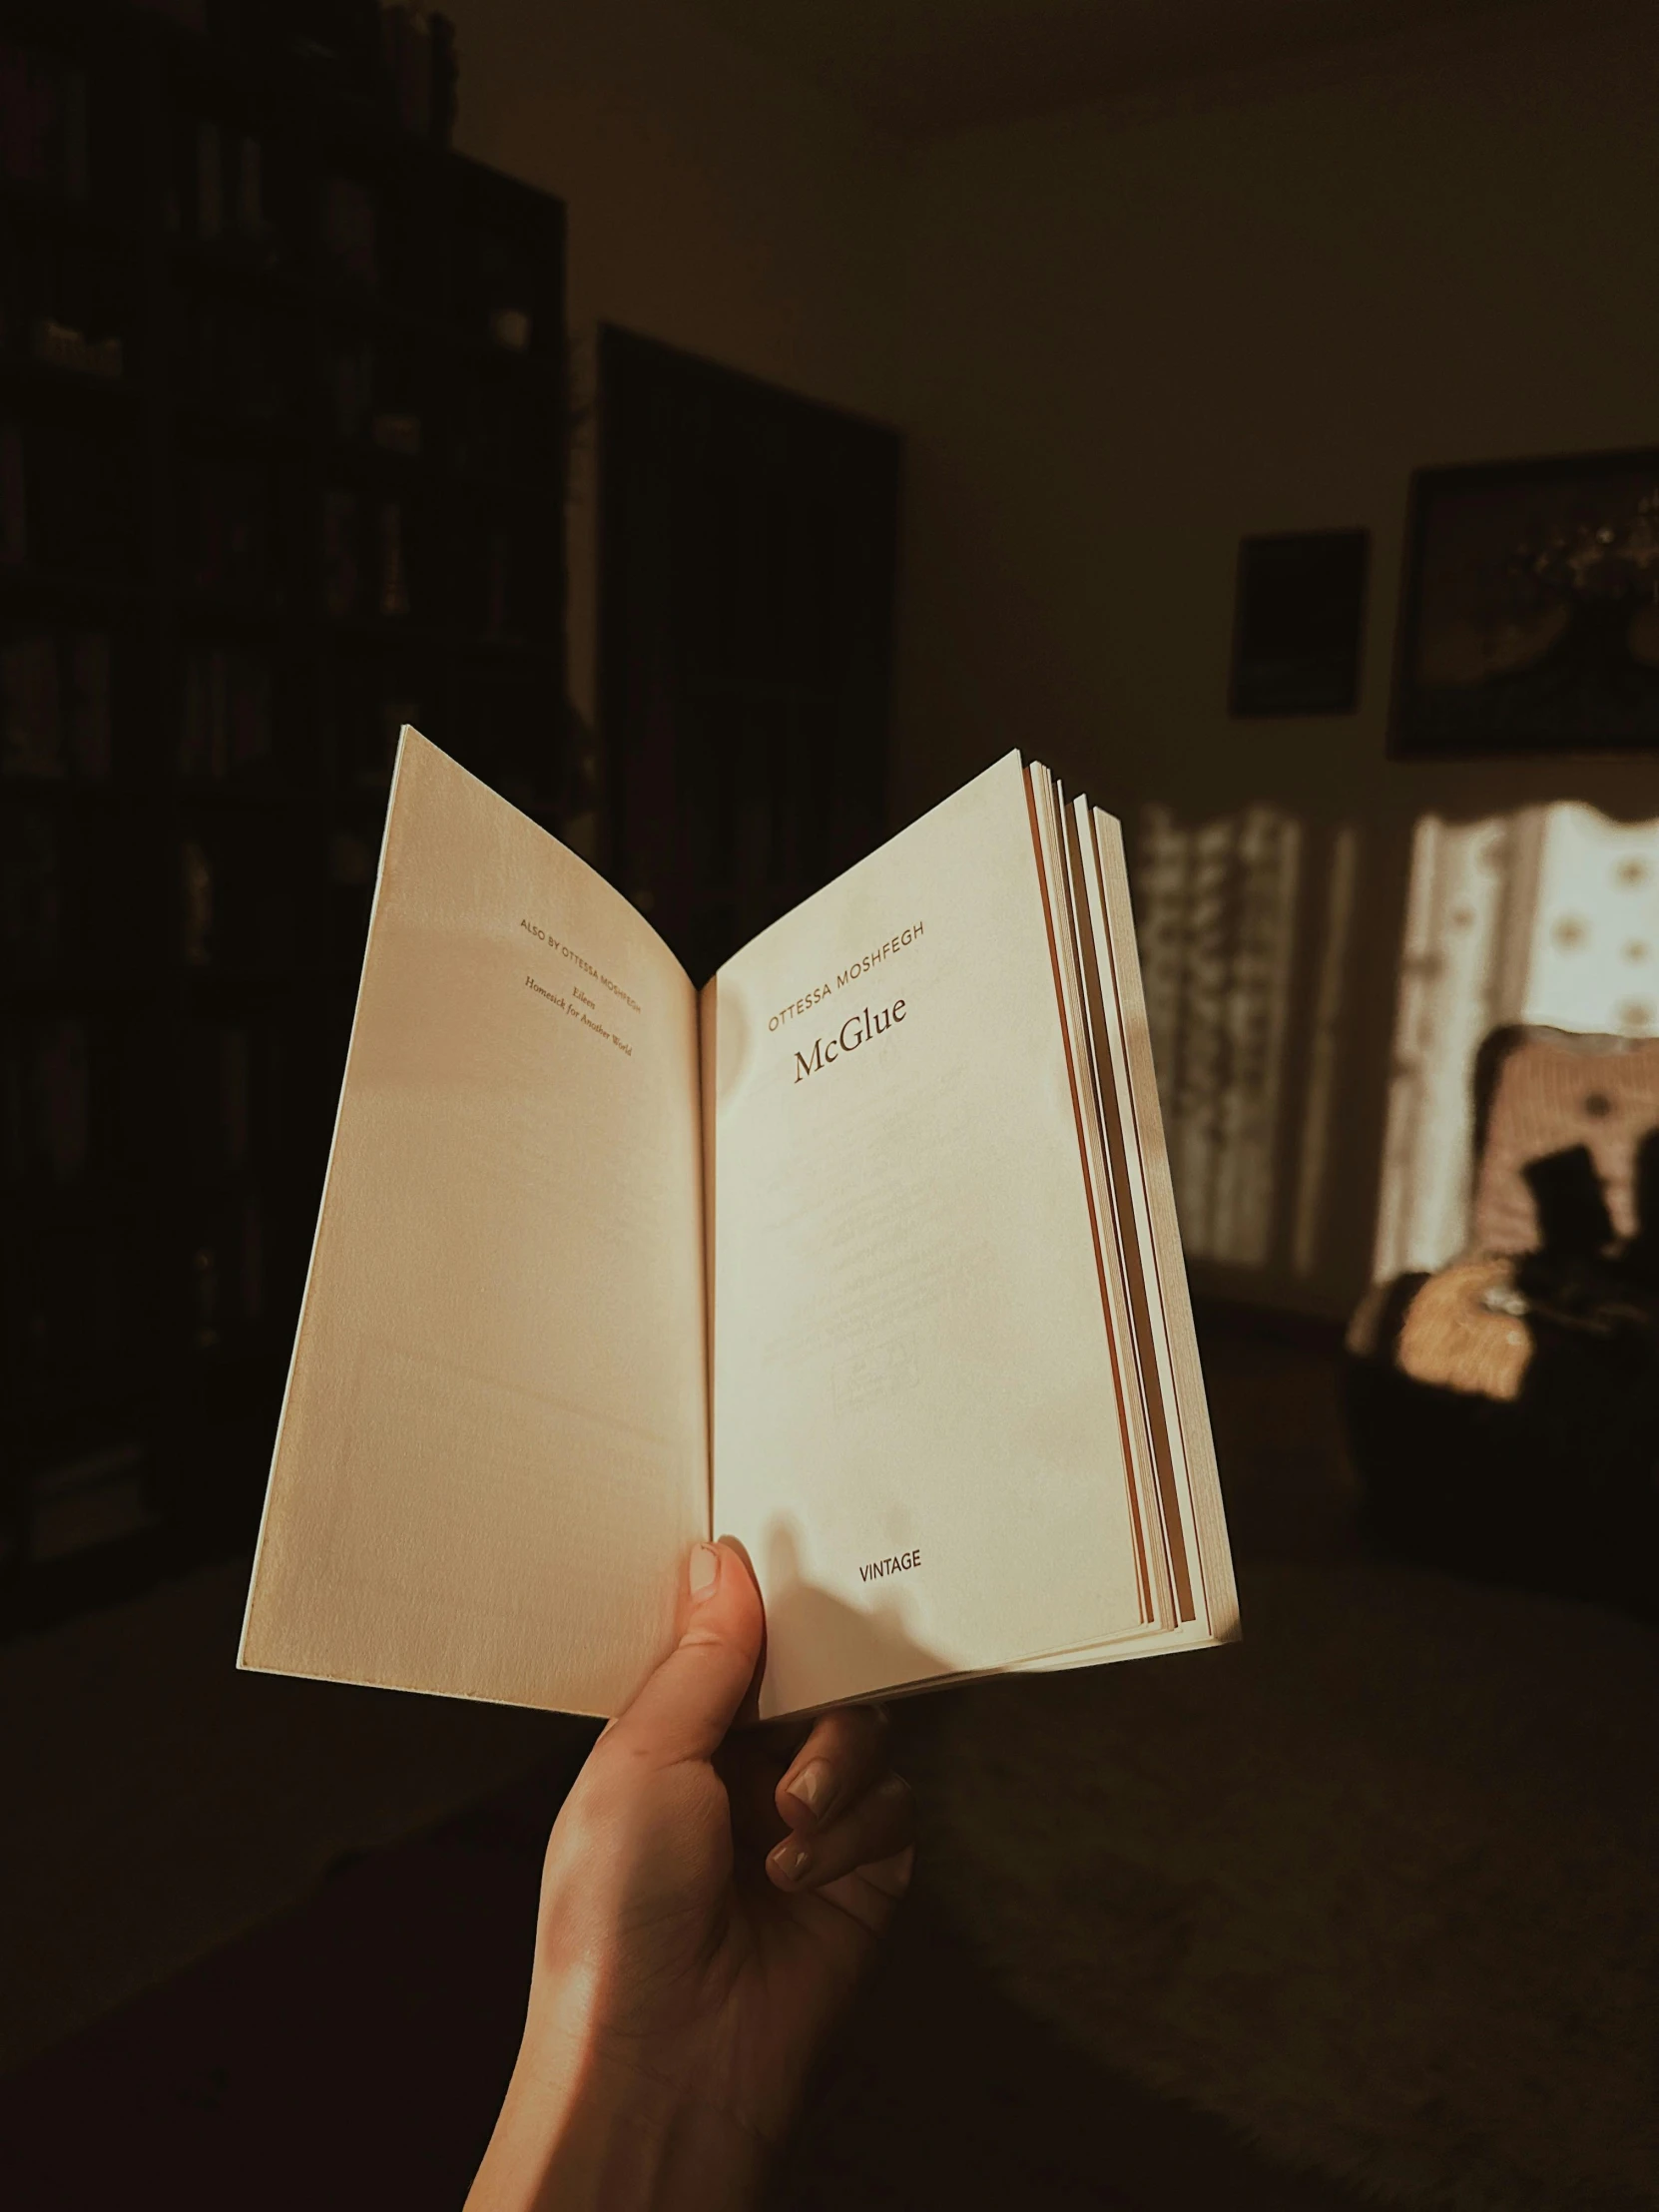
[{"xmin": 774, "ymin": 1704, "xmax": 890, "ymax": 1832}]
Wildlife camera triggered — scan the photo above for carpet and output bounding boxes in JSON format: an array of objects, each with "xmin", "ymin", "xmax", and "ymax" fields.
[
  {"xmin": 901, "ymin": 1558, "xmax": 1659, "ymax": 2212},
  {"xmin": 0, "ymin": 1761, "xmax": 1379, "ymax": 2212}
]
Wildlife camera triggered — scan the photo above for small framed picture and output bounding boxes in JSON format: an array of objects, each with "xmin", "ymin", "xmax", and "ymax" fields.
[
  {"xmin": 1229, "ymin": 529, "xmax": 1369, "ymax": 717},
  {"xmin": 1392, "ymin": 446, "xmax": 1659, "ymax": 759}
]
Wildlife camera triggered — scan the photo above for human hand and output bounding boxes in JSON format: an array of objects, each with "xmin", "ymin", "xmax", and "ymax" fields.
[{"xmin": 466, "ymin": 1537, "xmax": 916, "ymax": 2212}]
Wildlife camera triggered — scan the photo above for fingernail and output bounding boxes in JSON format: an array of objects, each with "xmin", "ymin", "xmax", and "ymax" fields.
[
  {"xmin": 787, "ymin": 1760, "xmax": 832, "ymax": 1818},
  {"xmin": 769, "ymin": 1839, "xmax": 811, "ymax": 1885},
  {"xmin": 689, "ymin": 1542, "xmax": 722, "ymax": 1601}
]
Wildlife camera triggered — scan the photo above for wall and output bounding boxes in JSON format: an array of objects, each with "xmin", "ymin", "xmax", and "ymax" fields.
[
  {"xmin": 893, "ymin": 0, "xmax": 1659, "ymax": 1316},
  {"xmin": 441, "ymin": 0, "xmax": 906, "ymax": 728}
]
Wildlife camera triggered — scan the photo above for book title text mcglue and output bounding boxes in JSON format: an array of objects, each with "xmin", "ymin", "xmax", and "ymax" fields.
[{"xmin": 792, "ymin": 997, "xmax": 906, "ymax": 1083}]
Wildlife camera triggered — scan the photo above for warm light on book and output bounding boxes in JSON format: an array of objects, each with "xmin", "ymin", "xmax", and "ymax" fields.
[{"xmin": 239, "ymin": 731, "xmax": 1238, "ymax": 1721}]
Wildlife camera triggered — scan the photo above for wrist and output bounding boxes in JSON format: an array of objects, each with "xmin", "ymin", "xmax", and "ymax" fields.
[{"xmin": 468, "ymin": 2000, "xmax": 771, "ymax": 2212}]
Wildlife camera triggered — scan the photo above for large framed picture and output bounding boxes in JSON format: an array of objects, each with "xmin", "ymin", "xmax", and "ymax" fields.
[{"xmin": 1391, "ymin": 446, "xmax": 1659, "ymax": 759}]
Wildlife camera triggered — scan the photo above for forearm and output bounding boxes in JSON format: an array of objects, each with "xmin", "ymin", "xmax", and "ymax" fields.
[{"xmin": 467, "ymin": 2011, "xmax": 772, "ymax": 2212}]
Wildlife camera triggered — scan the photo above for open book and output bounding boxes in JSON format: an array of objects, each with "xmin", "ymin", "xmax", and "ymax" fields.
[{"xmin": 240, "ymin": 732, "xmax": 1237, "ymax": 1722}]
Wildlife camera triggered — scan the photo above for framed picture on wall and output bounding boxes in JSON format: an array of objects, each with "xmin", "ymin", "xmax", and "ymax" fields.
[
  {"xmin": 1229, "ymin": 528, "xmax": 1369, "ymax": 715},
  {"xmin": 1391, "ymin": 446, "xmax": 1659, "ymax": 758}
]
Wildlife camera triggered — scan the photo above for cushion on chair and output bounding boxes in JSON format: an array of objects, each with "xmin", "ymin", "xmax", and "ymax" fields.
[{"xmin": 1470, "ymin": 1025, "xmax": 1659, "ymax": 1255}]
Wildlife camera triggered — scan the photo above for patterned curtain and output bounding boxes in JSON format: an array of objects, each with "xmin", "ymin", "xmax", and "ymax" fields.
[{"xmin": 1373, "ymin": 804, "xmax": 1659, "ymax": 1281}]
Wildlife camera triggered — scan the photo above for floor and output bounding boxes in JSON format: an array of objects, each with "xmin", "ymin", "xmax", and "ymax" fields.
[
  {"xmin": 0, "ymin": 1311, "xmax": 1386, "ymax": 2210},
  {"xmin": 0, "ymin": 1750, "xmax": 1377, "ymax": 2212}
]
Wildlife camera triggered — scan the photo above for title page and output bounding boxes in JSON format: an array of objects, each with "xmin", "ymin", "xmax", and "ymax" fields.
[{"xmin": 708, "ymin": 753, "xmax": 1147, "ymax": 1717}]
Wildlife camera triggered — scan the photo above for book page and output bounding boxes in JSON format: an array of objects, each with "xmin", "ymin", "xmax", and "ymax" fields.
[
  {"xmin": 707, "ymin": 753, "xmax": 1149, "ymax": 1719},
  {"xmin": 241, "ymin": 731, "xmax": 707, "ymax": 1718}
]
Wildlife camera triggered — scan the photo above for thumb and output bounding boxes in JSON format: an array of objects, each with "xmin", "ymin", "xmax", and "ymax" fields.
[{"xmin": 609, "ymin": 1539, "xmax": 765, "ymax": 1764}]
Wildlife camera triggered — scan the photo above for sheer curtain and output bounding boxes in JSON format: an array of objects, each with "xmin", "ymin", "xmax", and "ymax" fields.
[{"xmin": 1373, "ymin": 803, "xmax": 1659, "ymax": 1280}]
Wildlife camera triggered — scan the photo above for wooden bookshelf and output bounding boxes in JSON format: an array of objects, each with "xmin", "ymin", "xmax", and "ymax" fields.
[{"xmin": 0, "ymin": 0, "xmax": 567, "ymax": 1634}]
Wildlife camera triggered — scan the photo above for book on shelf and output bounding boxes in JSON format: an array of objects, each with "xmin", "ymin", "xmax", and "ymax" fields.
[
  {"xmin": 378, "ymin": 3, "xmax": 433, "ymax": 139},
  {"xmin": 67, "ymin": 631, "xmax": 111, "ymax": 778},
  {"xmin": 195, "ymin": 121, "xmax": 221, "ymax": 241},
  {"xmin": 184, "ymin": 302, "xmax": 285, "ymax": 421},
  {"xmin": 178, "ymin": 823, "xmax": 298, "ymax": 971},
  {"xmin": 321, "ymin": 174, "xmax": 377, "ymax": 289},
  {"xmin": 0, "ymin": 808, "xmax": 61, "ymax": 967},
  {"xmin": 327, "ymin": 340, "xmax": 374, "ymax": 441},
  {"xmin": 27, "ymin": 1443, "xmax": 154, "ymax": 1565},
  {"xmin": 29, "ymin": 317, "xmax": 123, "ymax": 381},
  {"xmin": 180, "ymin": 834, "xmax": 213, "ymax": 965},
  {"xmin": 0, "ymin": 43, "xmax": 90, "ymax": 202},
  {"xmin": 321, "ymin": 486, "xmax": 360, "ymax": 618},
  {"xmin": 180, "ymin": 646, "xmax": 273, "ymax": 780},
  {"xmin": 377, "ymin": 499, "xmax": 408, "ymax": 617},
  {"xmin": 190, "ymin": 1192, "xmax": 264, "ymax": 1351},
  {"xmin": 2, "ymin": 629, "xmax": 112, "ymax": 780},
  {"xmin": 3, "ymin": 1012, "xmax": 89, "ymax": 1183},
  {"xmin": 241, "ymin": 730, "xmax": 1237, "ymax": 1722},
  {"xmin": 28, "ymin": 425, "xmax": 131, "ymax": 575},
  {"xmin": 184, "ymin": 1020, "xmax": 252, "ymax": 1172},
  {"xmin": 376, "ymin": 3, "xmax": 462, "ymax": 144},
  {"xmin": 0, "ymin": 632, "xmax": 60, "ymax": 777},
  {"xmin": 186, "ymin": 456, "xmax": 270, "ymax": 600},
  {"xmin": 1, "ymin": 421, "xmax": 24, "ymax": 564}
]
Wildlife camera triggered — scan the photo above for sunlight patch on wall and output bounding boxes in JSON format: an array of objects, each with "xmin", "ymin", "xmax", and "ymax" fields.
[
  {"xmin": 1138, "ymin": 804, "xmax": 1303, "ymax": 1269},
  {"xmin": 1292, "ymin": 823, "xmax": 1360, "ymax": 1280},
  {"xmin": 1373, "ymin": 803, "xmax": 1659, "ymax": 1280}
]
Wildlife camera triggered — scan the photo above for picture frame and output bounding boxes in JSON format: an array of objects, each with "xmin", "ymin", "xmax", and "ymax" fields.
[
  {"xmin": 1229, "ymin": 528, "xmax": 1369, "ymax": 717},
  {"xmin": 1391, "ymin": 446, "xmax": 1659, "ymax": 759}
]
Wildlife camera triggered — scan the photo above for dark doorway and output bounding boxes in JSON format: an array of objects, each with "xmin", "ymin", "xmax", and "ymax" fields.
[{"xmin": 598, "ymin": 326, "xmax": 902, "ymax": 983}]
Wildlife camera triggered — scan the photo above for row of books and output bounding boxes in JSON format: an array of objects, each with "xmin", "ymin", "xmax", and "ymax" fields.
[
  {"xmin": 183, "ymin": 457, "xmax": 542, "ymax": 624},
  {"xmin": 183, "ymin": 452, "xmax": 277, "ymax": 603},
  {"xmin": 322, "ymin": 485, "xmax": 412, "ymax": 621},
  {"xmin": 326, "ymin": 666, "xmax": 420, "ymax": 790},
  {"xmin": 176, "ymin": 310, "xmax": 541, "ymax": 474},
  {"xmin": 0, "ymin": 41, "xmax": 91, "ymax": 203},
  {"xmin": 0, "ymin": 644, "xmax": 486, "ymax": 791},
  {"xmin": 327, "ymin": 346, "xmax": 551, "ymax": 476},
  {"xmin": 4, "ymin": 1197, "xmax": 269, "ymax": 1390},
  {"xmin": 147, "ymin": 3, "xmax": 456, "ymax": 137},
  {"xmin": 1, "ymin": 18, "xmax": 452, "ymax": 234},
  {"xmin": 327, "ymin": 336, "xmax": 425, "ymax": 452},
  {"xmin": 167, "ymin": 149, "xmax": 531, "ymax": 351},
  {"xmin": 0, "ymin": 423, "xmax": 540, "ymax": 610},
  {"xmin": 1, "ymin": 809, "xmax": 147, "ymax": 972},
  {"xmin": 0, "ymin": 34, "xmax": 527, "ymax": 338},
  {"xmin": 169, "ymin": 117, "xmax": 280, "ymax": 255},
  {"xmin": 2, "ymin": 1011, "xmax": 93, "ymax": 1183},
  {"xmin": 0, "ymin": 635, "xmax": 284, "ymax": 785},
  {"xmin": 180, "ymin": 646, "xmax": 276, "ymax": 780},
  {"xmin": 0, "ymin": 419, "xmax": 133, "ymax": 575},
  {"xmin": 180, "ymin": 825, "xmax": 306, "ymax": 969},
  {"xmin": 0, "ymin": 629, "xmax": 112, "ymax": 781},
  {"xmin": 454, "ymin": 381, "xmax": 545, "ymax": 487},
  {"xmin": 454, "ymin": 222, "xmax": 538, "ymax": 354},
  {"xmin": 0, "ymin": 231, "xmax": 131, "ymax": 380},
  {"xmin": 379, "ymin": 4, "xmax": 458, "ymax": 145},
  {"xmin": 177, "ymin": 298, "xmax": 291, "ymax": 422},
  {"xmin": 5, "ymin": 1225, "xmax": 159, "ymax": 1390},
  {"xmin": 16, "ymin": 1442, "xmax": 154, "ymax": 1571},
  {"xmin": 189, "ymin": 1191, "xmax": 267, "ymax": 1348},
  {"xmin": 0, "ymin": 810, "xmax": 313, "ymax": 975},
  {"xmin": 1, "ymin": 1010, "xmax": 296, "ymax": 1186}
]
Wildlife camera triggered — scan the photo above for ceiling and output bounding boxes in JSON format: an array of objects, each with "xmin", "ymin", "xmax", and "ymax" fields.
[{"xmin": 685, "ymin": 0, "xmax": 1534, "ymax": 140}]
